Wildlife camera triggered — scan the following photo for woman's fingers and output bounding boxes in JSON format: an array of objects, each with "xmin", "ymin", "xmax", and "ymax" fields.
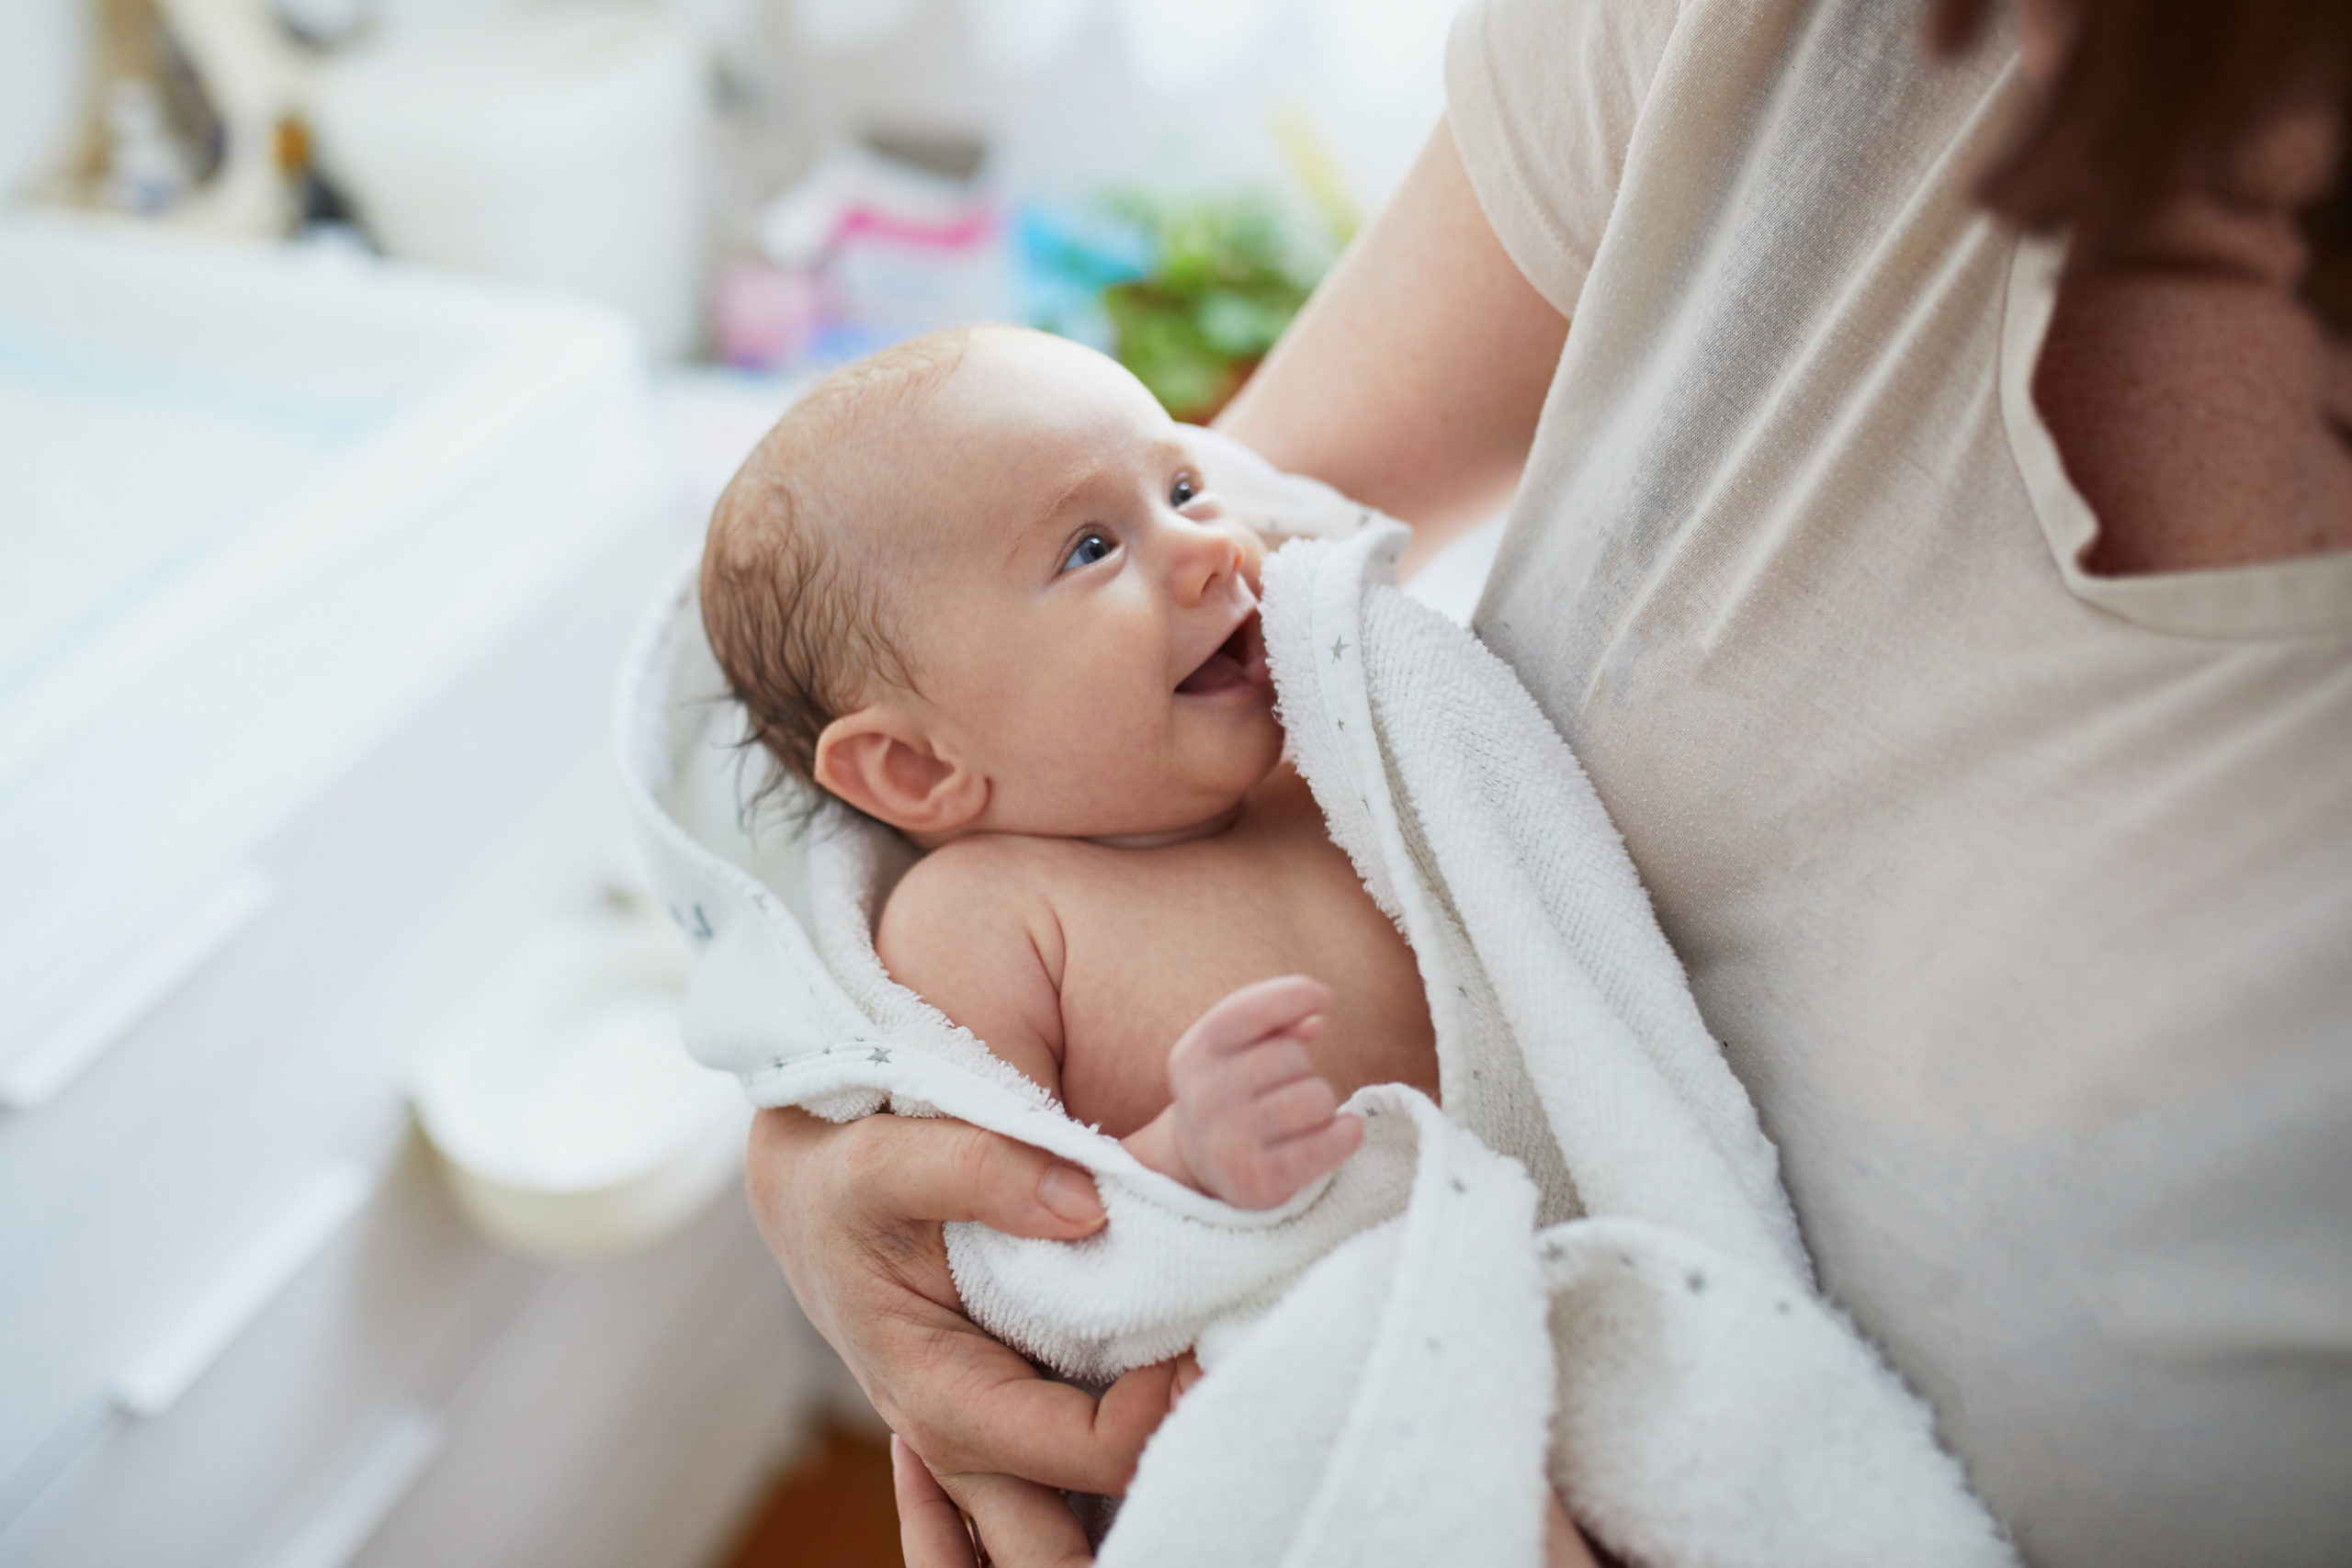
[
  {"xmin": 743, "ymin": 1110, "xmax": 1165, "ymax": 1497},
  {"xmin": 1170, "ymin": 1350, "xmax": 1204, "ymax": 1405},
  {"xmin": 898, "ymin": 1334, "xmax": 1174, "ymax": 1493},
  {"xmin": 797, "ymin": 1111, "xmax": 1108, "ymax": 1242},
  {"xmin": 894, "ymin": 1374, "xmax": 1198, "ymax": 1568},
  {"xmin": 933, "ymin": 1470, "xmax": 1094, "ymax": 1568},
  {"xmin": 894, "ymin": 1435, "xmax": 978, "ymax": 1568},
  {"xmin": 1544, "ymin": 1489, "xmax": 1604, "ymax": 1568}
]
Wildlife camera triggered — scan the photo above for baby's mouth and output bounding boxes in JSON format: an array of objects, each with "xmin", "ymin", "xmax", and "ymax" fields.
[{"xmin": 1176, "ymin": 611, "xmax": 1271, "ymax": 696}]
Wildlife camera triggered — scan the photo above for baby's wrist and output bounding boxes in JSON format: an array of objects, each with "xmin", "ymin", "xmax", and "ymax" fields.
[{"xmin": 1122, "ymin": 1109, "xmax": 1205, "ymax": 1193}]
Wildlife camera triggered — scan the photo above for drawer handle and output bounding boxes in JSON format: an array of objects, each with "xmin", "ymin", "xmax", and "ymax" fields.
[
  {"xmin": 250, "ymin": 1404, "xmax": 447, "ymax": 1568},
  {"xmin": 113, "ymin": 1162, "xmax": 371, "ymax": 1418},
  {"xmin": 0, "ymin": 866, "xmax": 275, "ymax": 1111}
]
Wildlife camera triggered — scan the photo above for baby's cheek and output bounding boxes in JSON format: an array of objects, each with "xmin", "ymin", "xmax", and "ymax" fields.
[{"xmin": 1037, "ymin": 706, "xmax": 1170, "ymax": 803}]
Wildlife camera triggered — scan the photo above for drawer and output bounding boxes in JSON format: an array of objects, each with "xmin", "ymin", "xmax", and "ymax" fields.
[
  {"xmin": 347, "ymin": 1191, "xmax": 818, "ymax": 1568},
  {"xmin": 0, "ymin": 518, "xmax": 689, "ymax": 1519},
  {"xmin": 0, "ymin": 1141, "xmax": 524, "ymax": 1568}
]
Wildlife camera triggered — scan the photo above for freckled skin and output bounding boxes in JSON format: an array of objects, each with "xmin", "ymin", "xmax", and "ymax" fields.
[{"xmin": 2014, "ymin": 11, "xmax": 2352, "ymax": 575}]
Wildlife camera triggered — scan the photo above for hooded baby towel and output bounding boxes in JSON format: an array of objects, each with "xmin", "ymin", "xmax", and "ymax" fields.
[{"xmin": 616, "ymin": 437, "xmax": 2016, "ymax": 1568}]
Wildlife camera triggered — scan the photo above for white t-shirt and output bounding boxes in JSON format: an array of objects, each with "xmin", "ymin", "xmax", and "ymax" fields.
[{"xmin": 1445, "ymin": 2, "xmax": 2352, "ymax": 1564}]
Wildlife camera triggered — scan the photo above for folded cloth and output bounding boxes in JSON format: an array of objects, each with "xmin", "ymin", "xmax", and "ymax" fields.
[{"xmin": 616, "ymin": 441, "xmax": 2016, "ymax": 1568}]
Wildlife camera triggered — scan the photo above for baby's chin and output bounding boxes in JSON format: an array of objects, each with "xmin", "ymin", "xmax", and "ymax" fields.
[
  {"xmin": 1115, "ymin": 752, "xmax": 1287, "ymax": 842},
  {"xmin": 955, "ymin": 715, "xmax": 1284, "ymax": 846},
  {"xmin": 1079, "ymin": 789, "xmax": 1254, "ymax": 848}
]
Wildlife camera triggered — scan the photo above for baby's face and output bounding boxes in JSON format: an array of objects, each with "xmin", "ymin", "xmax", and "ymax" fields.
[{"xmin": 867, "ymin": 332, "xmax": 1281, "ymax": 840}]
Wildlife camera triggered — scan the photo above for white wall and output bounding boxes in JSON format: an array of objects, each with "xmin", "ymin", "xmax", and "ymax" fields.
[
  {"xmin": 763, "ymin": 0, "xmax": 1453, "ymax": 219},
  {"xmin": 0, "ymin": 0, "xmax": 90, "ymax": 201}
]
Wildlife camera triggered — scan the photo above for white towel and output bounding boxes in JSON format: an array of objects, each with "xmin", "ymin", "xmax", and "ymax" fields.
[{"xmin": 616, "ymin": 452, "xmax": 2016, "ymax": 1568}]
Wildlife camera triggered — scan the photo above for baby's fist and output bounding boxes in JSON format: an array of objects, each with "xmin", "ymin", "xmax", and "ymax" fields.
[{"xmin": 1168, "ymin": 976, "xmax": 1364, "ymax": 1210}]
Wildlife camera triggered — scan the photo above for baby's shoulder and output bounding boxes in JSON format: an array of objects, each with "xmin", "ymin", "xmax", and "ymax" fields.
[
  {"xmin": 876, "ymin": 834, "xmax": 1091, "ymax": 976},
  {"xmin": 887, "ymin": 832, "xmax": 1092, "ymax": 915},
  {"xmin": 875, "ymin": 835, "xmax": 1101, "ymax": 1064}
]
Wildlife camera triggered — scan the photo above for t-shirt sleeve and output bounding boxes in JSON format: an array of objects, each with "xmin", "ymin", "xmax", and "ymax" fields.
[{"xmin": 1443, "ymin": 0, "xmax": 1684, "ymax": 317}]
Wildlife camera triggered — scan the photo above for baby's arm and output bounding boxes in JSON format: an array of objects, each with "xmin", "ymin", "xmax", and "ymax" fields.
[
  {"xmin": 875, "ymin": 846, "xmax": 1071, "ymax": 1099},
  {"xmin": 1124, "ymin": 976, "xmax": 1364, "ymax": 1210},
  {"xmin": 878, "ymin": 849, "xmax": 1362, "ymax": 1211}
]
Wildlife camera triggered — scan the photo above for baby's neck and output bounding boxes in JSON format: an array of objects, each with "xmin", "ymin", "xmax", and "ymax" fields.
[
  {"xmin": 1086, "ymin": 802, "xmax": 1244, "ymax": 850},
  {"xmin": 1080, "ymin": 762, "xmax": 1306, "ymax": 852}
]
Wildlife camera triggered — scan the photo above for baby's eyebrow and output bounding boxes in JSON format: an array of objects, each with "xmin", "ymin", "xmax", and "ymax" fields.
[
  {"xmin": 1010, "ymin": 457, "xmax": 1115, "ymax": 562},
  {"xmin": 1038, "ymin": 459, "xmax": 1111, "ymax": 523}
]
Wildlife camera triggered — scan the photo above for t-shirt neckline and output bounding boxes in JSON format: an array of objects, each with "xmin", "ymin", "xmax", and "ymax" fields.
[{"xmin": 1999, "ymin": 231, "xmax": 2352, "ymax": 641}]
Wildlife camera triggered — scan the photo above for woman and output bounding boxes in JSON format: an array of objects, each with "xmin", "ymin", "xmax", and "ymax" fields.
[{"xmin": 745, "ymin": 2, "xmax": 2352, "ymax": 1562}]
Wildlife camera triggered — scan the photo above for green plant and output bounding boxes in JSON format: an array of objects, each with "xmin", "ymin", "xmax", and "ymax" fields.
[{"xmin": 1100, "ymin": 193, "xmax": 1328, "ymax": 423}]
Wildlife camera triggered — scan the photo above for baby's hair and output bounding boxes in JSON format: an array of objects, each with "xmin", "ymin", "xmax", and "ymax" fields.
[{"xmin": 700, "ymin": 327, "xmax": 977, "ymax": 812}]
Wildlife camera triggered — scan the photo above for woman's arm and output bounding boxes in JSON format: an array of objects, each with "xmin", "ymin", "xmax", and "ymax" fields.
[{"xmin": 1215, "ymin": 116, "xmax": 1570, "ymax": 577}]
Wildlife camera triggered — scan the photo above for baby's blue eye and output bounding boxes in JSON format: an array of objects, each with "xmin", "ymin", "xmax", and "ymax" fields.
[
  {"xmin": 1061, "ymin": 532, "xmax": 1115, "ymax": 572},
  {"xmin": 1170, "ymin": 473, "xmax": 1199, "ymax": 507}
]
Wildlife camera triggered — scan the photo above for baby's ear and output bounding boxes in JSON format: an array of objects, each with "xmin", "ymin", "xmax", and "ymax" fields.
[{"xmin": 813, "ymin": 709, "xmax": 986, "ymax": 837}]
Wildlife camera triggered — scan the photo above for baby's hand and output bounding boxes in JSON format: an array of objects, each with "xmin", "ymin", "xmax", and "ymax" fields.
[{"xmin": 1168, "ymin": 975, "xmax": 1364, "ymax": 1210}]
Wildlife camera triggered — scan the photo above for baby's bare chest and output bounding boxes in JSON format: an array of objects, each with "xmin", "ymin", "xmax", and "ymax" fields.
[{"xmin": 1048, "ymin": 827, "xmax": 1436, "ymax": 1137}]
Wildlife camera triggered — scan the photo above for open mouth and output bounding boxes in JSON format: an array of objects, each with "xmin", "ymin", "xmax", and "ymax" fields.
[{"xmin": 1175, "ymin": 610, "xmax": 1270, "ymax": 696}]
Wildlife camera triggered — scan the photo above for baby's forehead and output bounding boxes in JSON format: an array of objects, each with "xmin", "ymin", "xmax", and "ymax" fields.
[{"xmin": 774, "ymin": 333, "xmax": 1173, "ymax": 559}]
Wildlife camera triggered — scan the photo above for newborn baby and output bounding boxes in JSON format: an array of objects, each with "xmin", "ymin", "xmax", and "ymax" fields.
[{"xmin": 701, "ymin": 324, "xmax": 1438, "ymax": 1209}]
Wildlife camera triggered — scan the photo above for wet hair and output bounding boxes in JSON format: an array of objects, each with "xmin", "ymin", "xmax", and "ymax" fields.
[
  {"xmin": 1928, "ymin": 0, "xmax": 2351, "ymax": 323},
  {"xmin": 699, "ymin": 328, "xmax": 974, "ymax": 810}
]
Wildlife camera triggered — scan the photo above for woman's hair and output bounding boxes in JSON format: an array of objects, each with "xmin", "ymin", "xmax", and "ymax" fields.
[{"xmin": 1929, "ymin": 0, "xmax": 2351, "ymax": 321}]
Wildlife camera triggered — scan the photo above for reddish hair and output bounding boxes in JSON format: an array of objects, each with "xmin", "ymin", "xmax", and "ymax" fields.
[{"xmin": 1929, "ymin": 0, "xmax": 2351, "ymax": 318}]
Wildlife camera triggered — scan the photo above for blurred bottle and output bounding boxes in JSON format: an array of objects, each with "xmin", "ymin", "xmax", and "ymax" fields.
[
  {"xmin": 101, "ymin": 77, "xmax": 196, "ymax": 215},
  {"xmin": 718, "ymin": 130, "xmax": 1010, "ymax": 374}
]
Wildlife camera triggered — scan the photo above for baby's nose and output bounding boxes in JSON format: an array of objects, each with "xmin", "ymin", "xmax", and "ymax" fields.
[{"xmin": 1175, "ymin": 531, "xmax": 1243, "ymax": 604}]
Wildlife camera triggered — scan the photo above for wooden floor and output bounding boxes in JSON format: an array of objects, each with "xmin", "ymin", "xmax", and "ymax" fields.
[{"xmin": 715, "ymin": 1421, "xmax": 904, "ymax": 1568}]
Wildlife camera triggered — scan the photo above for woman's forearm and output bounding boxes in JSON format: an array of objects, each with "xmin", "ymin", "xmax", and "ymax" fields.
[{"xmin": 1215, "ymin": 116, "xmax": 1570, "ymax": 574}]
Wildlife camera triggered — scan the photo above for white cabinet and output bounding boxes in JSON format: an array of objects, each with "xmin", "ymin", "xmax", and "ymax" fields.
[{"xmin": 0, "ymin": 222, "xmax": 826, "ymax": 1568}]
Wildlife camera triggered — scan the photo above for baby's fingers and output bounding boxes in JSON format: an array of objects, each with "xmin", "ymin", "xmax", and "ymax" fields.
[
  {"xmin": 1260, "ymin": 1111, "xmax": 1364, "ymax": 1193},
  {"xmin": 1202, "ymin": 1097, "xmax": 1363, "ymax": 1210},
  {"xmin": 1250, "ymin": 1074, "xmax": 1342, "ymax": 1141},
  {"xmin": 1171, "ymin": 975, "xmax": 1331, "ymax": 1065},
  {"xmin": 1174, "ymin": 1032, "xmax": 1317, "ymax": 1117}
]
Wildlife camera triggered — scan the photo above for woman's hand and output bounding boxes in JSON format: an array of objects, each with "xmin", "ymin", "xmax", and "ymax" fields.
[
  {"xmin": 1545, "ymin": 1490, "xmax": 1603, "ymax": 1568},
  {"xmin": 743, "ymin": 1108, "xmax": 1180, "ymax": 1514},
  {"xmin": 891, "ymin": 1425, "xmax": 1601, "ymax": 1568},
  {"xmin": 892, "ymin": 1437, "xmax": 1095, "ymax": 1568}
]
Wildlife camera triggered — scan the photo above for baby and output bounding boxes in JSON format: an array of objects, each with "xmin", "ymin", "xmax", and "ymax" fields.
[{"xmin": 701, "ymin": 324, "xmax": 1438, "ymax": 1209}]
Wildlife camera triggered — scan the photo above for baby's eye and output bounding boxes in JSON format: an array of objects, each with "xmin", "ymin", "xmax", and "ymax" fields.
[
  {"xmin": 1170, "ymin": 472, "xmax": 1200, "ymax": 507},
  {"xmin": 1060, "ymin": 532, "xmax": 1116, "ymax": 572}
]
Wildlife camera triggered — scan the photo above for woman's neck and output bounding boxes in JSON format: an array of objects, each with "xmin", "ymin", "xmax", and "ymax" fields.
[{"xmin": 2034, "ymin": 98, "xmax": 2352, "ymax": 575}]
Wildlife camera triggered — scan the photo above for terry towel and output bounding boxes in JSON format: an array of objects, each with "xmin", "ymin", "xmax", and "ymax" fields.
[{"xmin": 616, "ymin": 440, "xmax": 2016, "ymax": 1568}]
